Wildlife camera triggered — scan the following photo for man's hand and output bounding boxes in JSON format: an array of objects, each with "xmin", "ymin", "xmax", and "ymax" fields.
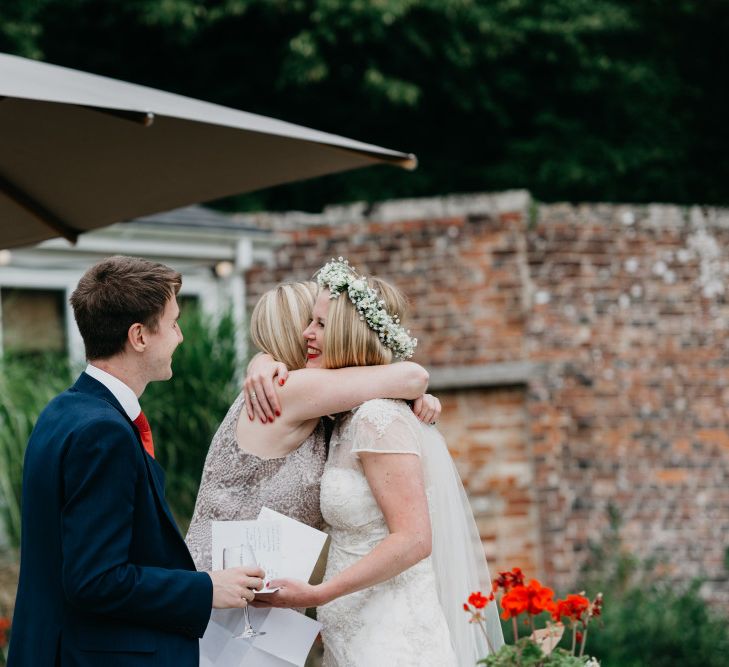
[
  {"xmin": 412, "ymin": 393, "xmax": 442, "ymax": 425},
  {"xmin": 244, "ymin": 353, "xmax": 289, "ymax": 423},
  {"xmin": 209, "ymin": 566, "xmax": 265, "ymax": 609}
]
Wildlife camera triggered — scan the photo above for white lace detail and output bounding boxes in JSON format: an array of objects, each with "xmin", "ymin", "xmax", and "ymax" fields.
[
  {"xmin": 318, "ymin": 402, "xmax": 457, "ymax": 667},
  {"xmin": 351, "ymin": 398, "xmax": 405, "ymax": 438},
  {"xmin": 347, "ymin": 399, "xmax": 423, "ymax": 458}
]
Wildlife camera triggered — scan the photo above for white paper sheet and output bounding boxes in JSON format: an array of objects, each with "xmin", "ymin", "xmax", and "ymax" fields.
[
  {"xmin": 200, "ymin": 608, "xmax": 321, "ymax": 667},
  {"xmin": 211, "ymin": 520, "xmax": 283, "ymax": 587},
  {"xmin": 256, "ymin": 507, "xmax": 329, "ymax": 584},
  {"xmin": 202, "ymin": 509, "xmax": 329, "ymax": 666}
]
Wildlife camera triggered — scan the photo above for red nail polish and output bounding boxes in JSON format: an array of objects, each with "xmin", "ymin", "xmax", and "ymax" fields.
[
  {"xmin": 268, "ymin": 417, "xmax": 274, "ymax": 423},
  {"xmin": 280, "ymin": 378, "xmax": 286, "ymax": 385},
  {"xmin": 276, "ymin": 410, "xmax": 281, "ymax": 417}
]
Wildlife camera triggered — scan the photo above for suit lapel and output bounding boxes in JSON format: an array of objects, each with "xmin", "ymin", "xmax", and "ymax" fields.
[
  {"xmin": 142, "ymin": 454, "xmax": 186, "ymax": 541},
  {"xmin": 71, "ymin": 373, "xmax": 189, "ymax": 546}
]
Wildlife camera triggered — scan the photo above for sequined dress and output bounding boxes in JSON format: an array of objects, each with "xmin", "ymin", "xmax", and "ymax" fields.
[
  {"xmin": 185, "ymin": 391, "xmax": 327, "ymax": 572},
  {"xmin": 317, "ymin": 399, "xmax": 457, "ymax": 667}
]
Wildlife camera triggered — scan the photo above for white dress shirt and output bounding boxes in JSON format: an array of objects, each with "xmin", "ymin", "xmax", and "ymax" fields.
[{"xmin": 85, "ymin": 364, "xmax": 141, "ymax": 421}]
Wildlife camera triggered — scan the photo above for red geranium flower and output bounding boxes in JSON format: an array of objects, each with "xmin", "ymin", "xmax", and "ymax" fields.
[
  {"xmin": 591, "ymin": 592, "xmax": 603, "ymax": 618},
  {"xmin": 492, "ymin": 567, "xmax": 525, "ymax": 593},
  {"xmin": 500, "ymin": 586, "xmax": 528, "ymax": 619},
  {"xmin": 468, "ymin": 591, "xmax": 490, "ymax": 609},
  {"xmin": 500, "ymin": 580, "xmax": 555, "ymax": 620},
  {"xmin": 0, "ymin": 616, "xmax": 10, "ymax": 648},
  {"xmin": 524, "ymin": 579, "xmax": 556, "ymax": 615},
  {"xmin": 551, "ymin": 594, "xmax": 590, "ymax": 623}
]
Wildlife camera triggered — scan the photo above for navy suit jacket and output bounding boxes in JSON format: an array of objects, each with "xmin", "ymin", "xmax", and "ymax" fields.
[{"xmin": 8, "ymin": 373, "xmax": 213, "ymax": 667}]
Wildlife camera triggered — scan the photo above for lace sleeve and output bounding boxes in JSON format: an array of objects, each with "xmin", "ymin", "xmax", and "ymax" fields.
[{"xmin": 349, "ymin": 399, "xmax": 422, "ymax": 457}]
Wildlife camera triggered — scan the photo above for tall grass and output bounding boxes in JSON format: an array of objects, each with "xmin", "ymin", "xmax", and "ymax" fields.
[
  {"xmin": 0, "ymin": 355, "xmax": 71, "ymax": 549},
  {"xmin": 0, "ymin": 307, "xmax": 242, "ymax": 547}
]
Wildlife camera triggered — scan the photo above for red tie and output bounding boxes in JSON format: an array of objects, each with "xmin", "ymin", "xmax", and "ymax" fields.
[{"xmin": 133, "ymin": 411, "xmax": 155, "ymax": 459}]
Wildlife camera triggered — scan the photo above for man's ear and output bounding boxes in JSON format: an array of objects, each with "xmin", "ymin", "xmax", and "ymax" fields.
[{"xmin": 127, "ymin": 322, "xmax": 146, "ymax": 353}]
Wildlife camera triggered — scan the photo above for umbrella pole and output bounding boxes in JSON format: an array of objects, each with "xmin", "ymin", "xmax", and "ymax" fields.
[{"xmin": 0, "ymin": 173, "xmax": 80, "ymax": 244}]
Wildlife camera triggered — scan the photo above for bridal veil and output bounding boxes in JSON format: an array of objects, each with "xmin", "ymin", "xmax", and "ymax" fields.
[{"xmin": 419, "ymin": 424, "xmax": 505, "ymax": 663}]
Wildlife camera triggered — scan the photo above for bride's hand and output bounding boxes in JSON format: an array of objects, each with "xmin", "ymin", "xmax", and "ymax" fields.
[
  {"xmin": 254, "ymin": 578, "xmax": 325, "ymax": 608},
  {"xmin": 244, "ymin": 353, "xmax": 289, "ymax": 423},
  {"xmin": 412, "ymin": 393, "xmax": 441, "ymax": 425}
]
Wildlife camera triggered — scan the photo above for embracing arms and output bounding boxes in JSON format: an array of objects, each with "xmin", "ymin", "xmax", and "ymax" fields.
[
  {"xmin": 244, "ymin": 353, "xmax": 440, "ymax": 424},
  {"xmin": 271, "ymin": 364, "xmax": 430, "ymax": 424}
]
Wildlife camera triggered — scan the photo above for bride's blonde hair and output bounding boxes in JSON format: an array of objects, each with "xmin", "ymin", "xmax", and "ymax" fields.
[
  {"xmin": 323, "ymin": 276, "xmax": 410, "ymax": 369},
  {"xmin": 250, "ymin": 281, "xmax": 317, "ymax": 370}
]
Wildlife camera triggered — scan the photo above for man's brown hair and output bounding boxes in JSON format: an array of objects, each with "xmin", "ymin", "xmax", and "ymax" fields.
[{"xmin": 70, "ymin": 256, "xmax": 182, "ymax": 360}]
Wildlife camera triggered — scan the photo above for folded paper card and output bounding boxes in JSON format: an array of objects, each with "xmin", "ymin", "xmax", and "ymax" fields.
[
  {"xmin": 212, "ymin": 520, "xmax": 283, "ymax": 587},
  {"xmin": 201, "ymin": 508, "xmax": 329, "ymax": 666},
  {"xmin": 200, "ymin": 608, "xmax": 322, "ymax": 667},
  {"xmin": 256, "ymin": 506, "xmax": 328, "ymax": 583}
]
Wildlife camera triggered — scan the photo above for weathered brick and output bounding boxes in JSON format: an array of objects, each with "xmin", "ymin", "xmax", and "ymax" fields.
[{"xmin": 245, "ymin": 193, "xmax": 729, "ymax": 604}]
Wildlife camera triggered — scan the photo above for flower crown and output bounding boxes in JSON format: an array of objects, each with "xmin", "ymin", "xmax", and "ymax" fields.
[{"xmin": 316, "ymin": 258, "xmax": 418, "ymax": 360}]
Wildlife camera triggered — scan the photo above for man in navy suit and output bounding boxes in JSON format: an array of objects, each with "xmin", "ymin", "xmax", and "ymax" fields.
[{"xmin": 8, "ymin": 256, "xmax": 264, "ymax": 666}]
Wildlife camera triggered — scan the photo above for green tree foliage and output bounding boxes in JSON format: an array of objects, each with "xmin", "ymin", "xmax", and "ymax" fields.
[
  {"xmin": 575, "ymin": 505, "xmax": 729, "ymax": 666},
  {"xmin": 0, "ymin": 0, "xmax": 45, "ymax": 58},
  {"xmin": 587, "ymin": 582, "xmax": 729, "ymax": 667},
  {"xmin": 5, "ymin": 1, "xmax": 729, "ymax": 209}
]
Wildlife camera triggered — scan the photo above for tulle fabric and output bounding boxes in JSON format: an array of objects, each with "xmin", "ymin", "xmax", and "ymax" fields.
[{"xmin": 419, "ymin": 424, "xmax": 505, "ymax": 662}]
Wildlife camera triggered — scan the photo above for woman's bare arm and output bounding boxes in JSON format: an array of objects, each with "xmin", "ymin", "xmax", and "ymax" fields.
[
  {"xmin": 263, "ymin": 451, "xmax": 431, "ymax": 607},
  {"xmin": 243, "ymin": 353, "xmax": 290, "ymax": 423},
  {"xmin": 274, "ymin": 363, "xmax": 429, "ymax": 424}
]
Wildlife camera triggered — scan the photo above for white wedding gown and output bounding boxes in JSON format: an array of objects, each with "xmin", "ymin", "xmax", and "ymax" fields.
[{"xmin": 317, "ymin": 399, "xmax": 459, "ymax": 667}]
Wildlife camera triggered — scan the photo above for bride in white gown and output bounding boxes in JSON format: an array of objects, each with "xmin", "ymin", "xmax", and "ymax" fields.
[{"xmin": 265, "ymin": 260, "xmax": 504, "ymax": 666}]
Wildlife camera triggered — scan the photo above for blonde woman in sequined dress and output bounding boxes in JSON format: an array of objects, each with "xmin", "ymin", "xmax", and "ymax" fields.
[{"xmin": 185, "ymin": 282, "xmax": 439, "ymax": 572}]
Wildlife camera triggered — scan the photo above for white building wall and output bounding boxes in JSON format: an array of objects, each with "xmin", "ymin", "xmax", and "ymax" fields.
[{"xmin": 0, "ymin": 213, "xmax": 271, "ymax": 366}]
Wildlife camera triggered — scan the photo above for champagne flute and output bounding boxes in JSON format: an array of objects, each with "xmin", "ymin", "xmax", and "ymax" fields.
[{"xmin": 222, "ymin": 544, "xmax": 266, "ymax": 639}]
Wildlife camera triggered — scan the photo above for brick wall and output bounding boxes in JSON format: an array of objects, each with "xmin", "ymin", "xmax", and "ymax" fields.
[
  {"xmin": 527, "ymin": 203, "xmax": 729, "ymax": 603},
  {"xmin": 438, "ymin": 386, "xmax": 539, "ymax": 577},
  {"xmin": 242, "ymin": 192, "xmax": 729, "ymax": 603},
  {"xmin": 245, "ymin": 192, "xmax": 530, "ymax": 366}
]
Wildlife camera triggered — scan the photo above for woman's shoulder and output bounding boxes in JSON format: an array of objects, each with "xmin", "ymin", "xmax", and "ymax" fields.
[
  {"xmin": 354, "ymin": 397, "xmax": 410, "ymax": 417},
  {"xmin": 351, "ymin": 398, "xmax": 417, "ymax": 436}
]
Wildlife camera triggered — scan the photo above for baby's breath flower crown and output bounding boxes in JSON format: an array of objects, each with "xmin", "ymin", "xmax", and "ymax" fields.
[{"xmin": 316, "ymin": 258, "xmax": 418, "ymax": 360}]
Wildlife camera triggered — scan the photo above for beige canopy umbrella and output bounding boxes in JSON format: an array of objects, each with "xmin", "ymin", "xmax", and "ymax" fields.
[{"xmin": 0, "ymin": 53, "xmax": 417, "ymax": 249}]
